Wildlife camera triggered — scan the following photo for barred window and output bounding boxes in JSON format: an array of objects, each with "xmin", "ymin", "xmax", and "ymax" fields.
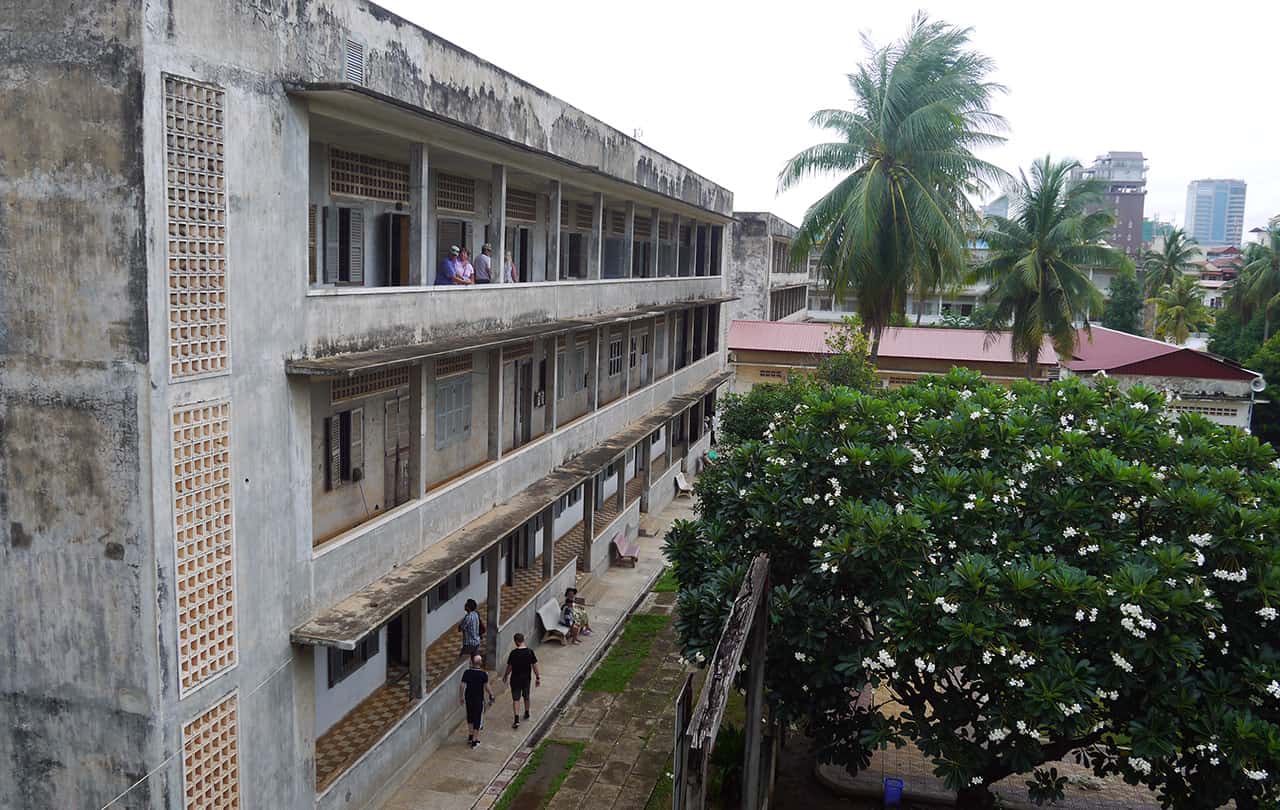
[
  {"xmin": 437, "ymin": 173, "xmax": 476, "ymax": 212},
  {"xmin": 436, "ymin": 353, "xmax": 473, "ymax": 379},
  {"xmin": 635, "ymin": 217, "xmax": 652, "ymax": 239},
  {"xmin": 608, "ymin": 338, "xmax": 623, "ymax": 377},
  {"xmin": 329, "ymin": 148, "xmax": 409, "ymax": 203},
  {"xmin": 435, "ymin": 375, "xmax": 472, "ymax": 449},
  {"xmin": 609, "ymin": 210, "xmax": 625, "ymax": 235},
  {"xmin": 575, "ymin": 203, "xmax": 594, "ymax": 230},
  {"xmin": 506, "ymin": 189, "xmax": 537, "ymax": 222}
]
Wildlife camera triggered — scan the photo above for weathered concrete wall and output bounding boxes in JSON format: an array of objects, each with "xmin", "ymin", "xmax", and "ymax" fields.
[
  {"xmin": 728, "ymin": 213, "xmax": 775, "ymax": 322},
  {"xmin": 0, "ymin": 3, "xmax": 163, "ymax": 809}
]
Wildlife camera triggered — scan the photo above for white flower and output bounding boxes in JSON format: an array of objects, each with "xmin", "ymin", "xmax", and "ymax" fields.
[
  {"xmin": 1265, "ymin": 680, "xmax": 1280, "ymax": 699},
  {"xmin": 970, "ymin": 776, "xmax": 983, "ymax": 786},
  {"xmin": 1016, "ymin": 720, "xmax": 1029, "ymax": 733},
  {"xmin": 988, "ymin": 727, "xmax": 1010, "ymax": 743},
  {"xmin": 1058, "ymin": 702, "xmax": 1084, "ymax": 716},
  {"xmin": 1015, "ymin": 618, "xmax": 1032, "ymax": 628},
  {"xmin": 1258, "ymin": 607, "xmax": 1278, "ymax": 623},
  {"xmin": 969, "ymin": 410, "xmax": 981, "ymax": 420},
  {"xmin": 1130, "ymin": 756, "xmax": 1152, "ymax": 775},
  {"xmin": 934, "ymin": 597, "xmax": 959, "ymax": 615},
  {"xmin": 1244, "ymin": 768, "xmax": 1268, "ymax": 781},
  {"xmin": 963, "ymin": 501, "xmax": 976, "ymax": 511},
  {"xmin": 982, "ymin": 651, "xmax": 994, "ymax": 664},
  {"xmin": 979, "ymin": 447, "xmax": 990, "ymax": 459},
  {"xmin": 1212, "ymin": 568, "xmax": 1247, "ymax": 583},
  {"xmin": 1112, "ymin": 652, "xmax": 1134, "ymax": 673},
  {"xmin": 1008, "ymin": 677, "xmax": 1025, "ymax": 687},
  {"xmin": 1075, "ymin": 610, "xmax": 1086, "ymax": 621},
  {"xmin": 1188, "ymin": 533, "xmax": 1213, "ymax": 547},
  {"xmin": 876, "ymin": 649, "xmax": 896, "ymax": 669},
  {"xmin": 1111, "ymin": 511, "xmax": 1128, "ymax": 524},
  {"xmin": 794, "ymin": 651, "xmax": 808, "ymax": 663},
  {"xmin": 812, "ymin": 538, "xmax": 823, "ymax": 548},
  {"xmin": 1062, "ymin": 526, "xmax": 1079, "ymax": 538},
  {"xmin": 894, "ymin": 503, "xmax": 905, "ymax": 515}
]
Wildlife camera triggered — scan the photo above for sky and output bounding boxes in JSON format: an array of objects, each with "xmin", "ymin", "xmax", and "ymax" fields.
[{"xmin": 378, "ymin": 0, "xmax": 1279, "ymax": 232}]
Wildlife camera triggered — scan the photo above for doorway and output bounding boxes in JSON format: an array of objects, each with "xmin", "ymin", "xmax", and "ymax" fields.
[
  {"xmin": 513, "ymin": 358, "xmax": 533, "ymax": 447},
  {"xmin": 504, "ymin": 225, "xmax": 532, "ymax": 282}
]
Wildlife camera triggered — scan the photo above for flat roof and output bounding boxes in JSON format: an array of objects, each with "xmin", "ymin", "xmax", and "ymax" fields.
[
  {"xmin": 291, "ymin": 371, "xmax": 731, "ymax": 648},
  {"xmin": 287, "ymin": 296, "xmax": 736, "ymax": 378}
]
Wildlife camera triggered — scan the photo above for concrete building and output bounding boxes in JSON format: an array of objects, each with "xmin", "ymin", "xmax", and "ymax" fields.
[
  {"xmin": 727, "ymin": 212, "xmax": 808, "ymax": 322},
  {"xmin": 982, "ymin": 194, "xmax": 1010, "ymax": 219},
  {"xmin": 726, "ymin": 321, "xmax": 1057, "ymax": 391},
  {"xmin": 1185, "ymin": 178, "xmax": 1247, "ymax": 247},
  {"xmin": 0, "ymin": 3, "xmax": 730, "ymax": 809},
  {"xmin": 1073, "ymin": 152, "xmax": 1147, "ymax": 257}
]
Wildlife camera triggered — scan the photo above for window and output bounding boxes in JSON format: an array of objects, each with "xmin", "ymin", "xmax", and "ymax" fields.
[
  {"xmin": 640, "ymin": 334, "xmax": 650, "ymax": 367},
  {"xmin": 556, "ymin": 351, "xmax": 567, "ymax": 400},
  {"xmin": 324, "ymin": 407, "xmax": 364, "ymax": 491},
  {"xmin": 575, "ymin": 347, "xmax": 588, "ymax": 391},
  {"xmin": 608, "ymin": 338, "xmax": 624, "ymax": 377},
  {"xmin": 435, "ymin": 375, "xmax": 472, "ymax": 449},
  {"xmin": 650, "ymin": 427, "xmax": 662, "ymax": 443},
  {"xmin": 655, "ymin": 320, "xmax": 666, "ymax": 359},
  {"xmin": 629, "ymin": 336, "xmax": 638, "ymax": 369},
  {"xmin": 321, "ymin": 206, "xmax": 364, "ymax": 285},
  {"xmin": 327, "ymin": 632, "xmax": 379, "ymax": 688}
]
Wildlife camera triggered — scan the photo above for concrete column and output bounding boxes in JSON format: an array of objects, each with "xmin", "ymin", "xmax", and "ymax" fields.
[
  {"xmin": 699, "ymin": 224, "xmax": 710, "ymax": 276},
  {"xmin": 588, "ymin": 191, "xmax": 604, "ymax": 279},
  {"xmin": 488, "ymin": 347, "xmax": 504, "ymax": 461},
  {"xmin": 623, "ymin": 321, "xmax": 633, "ymax": 397},
  {"xmin": 640, "ymin": 436, "xmax": 653, "ymax": 512},
  {"xmin": 548, "ymin": 180, "xmax": 562, "ymax": 281},
  {"xmin": 541, "ymin": 504, "xmax": 556, "ymax": 580},
  {"xmin": 742, "ymin": 594, "xmax": 769, "ymax": 810},
  {"xmin": 671, "ymin": 213, "xmax": 682, "ymax": 277},
  {"xmin": 646, "ymin": 317, "xmax": 658, "ymax": 386},
  {"xmin": 484, "ymin": 544, "xmax": 501, "ymax": 663},
  {"xmin": 665, "ymin": 418, "xmax": 673, "ymax": 470},
  {"xmin": 581, "ymin": 477, "xmax": 595, "ymax": 572},
  {"xmin": 490, "ymin": 163, "xmax": 508, "ymax": 283},
  {"xmin": 412, "ymin": 364, "xmax": 427, "ymax": 497},
  {"xmin": 684, "ymin": 307, "xmax": 695, "ymax": 369},
  {"xmin": 407, "ymin": 593, "xmax": 427, "ymax": 696},
  {"xmin": 589, "ymin": 327, "xmax": 601, "ymax": 411},
  {"xmin": 409, "ymin": 143, "xmax": 430, "ymax": 286},
  {"xmin": 615, "ymin": 457, "xmax": 625, "ymax": 510},
  {"xmin": 545, "ymin": 337, "xmax": 559, "ymax": 433},
  {"xmin": 623, "ymin": 201, "xmax": 636, "ymax": 278},
  {"xmin": 649, "ymin": 206, "xmax": 661, "ymax": 279}
]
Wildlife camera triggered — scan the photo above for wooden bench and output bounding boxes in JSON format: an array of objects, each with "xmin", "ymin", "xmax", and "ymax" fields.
[
  {"xmin": 611, "ymin": 530, "xmax": 640, "ymax": 567},
  {"xmin": 536, "ymin": 599, "xmax": 568, "ymax": 645},
  {"xmin": 674, "ymin": 472, "xmax": 694, "ymax": 497}
]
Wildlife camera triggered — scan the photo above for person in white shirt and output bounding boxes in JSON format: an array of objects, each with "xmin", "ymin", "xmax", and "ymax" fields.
[
  {"xmin": 455, "ymin": 248, "xmax": 475, "ymax": 285},
  {"xmin": 474, "ymin": 243, "xmax": 493, "ymax": 284},
  {"xmin": 503, "ymin": 250, "xmax": 517, "ymax": 283}
]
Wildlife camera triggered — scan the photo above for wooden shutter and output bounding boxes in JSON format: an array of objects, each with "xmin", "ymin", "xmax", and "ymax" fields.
[
  {"xmin": 308, "ymin": 204, "xmax": 317, "ymax": 283},
  {"xmin": 323, "ymin": 207, "xmax": 339, "ymax": 283},
  {"xmin": 396, "ymin": 394, "xmax": 411, "ymax": 505},
  {"xmin": 325, "ymin": 415, "xmax": 341, "ymax": 490},
  {"xmin": 348, "ymin": 407, "xmax": 363, "ymax": 481},
  {"xmin": 348, "ymin": 208, "xmax": 364, "ymax": 285},
  {"xmin": 384, "ymin": 397, "xmax": 398, "ymax": 506}
]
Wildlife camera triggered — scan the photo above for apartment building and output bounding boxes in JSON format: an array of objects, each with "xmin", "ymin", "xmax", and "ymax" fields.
[
  {"xmin": 727, "ymin": 212, "xmax": 809, "ymax": 322},
  {"xmin": 1185, "ymin": 178, "xmax": 1247, "ymax": 248},
  {"xmin": 0, "ymin": 3, "xmax": 730, "ymax": 809}
]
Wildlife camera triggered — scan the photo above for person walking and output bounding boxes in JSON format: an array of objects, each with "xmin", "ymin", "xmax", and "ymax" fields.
[
  {"xmin": 458, "ymin": 599, "xmax": 483, "ymax": 659},
  {"xmin": 502, "ymin": 633, "xmax": 541, "ymax": 729},
  {"xmin": 459, "ymin": 654, "xmax": 494, "ymax": 748},
  {"xmin": 474, "ymin": 243, "xmax": 493, "ymax": 284}
]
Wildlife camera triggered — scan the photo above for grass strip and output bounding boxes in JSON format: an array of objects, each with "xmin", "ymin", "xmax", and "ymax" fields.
[
  {"xmin": 582, "ymin": 613, "xmax": 671, "ymax": 693},
  {"xmin": 643, "ymin": 761, "xmax": 674, "ymax": 810},
  {"xmin": 652, "ymin": 567, "xmax": 679, "ymax": 593},
  {"xmin": 492, "ymin": 739, "xmax": 587, "ymax": 810}
]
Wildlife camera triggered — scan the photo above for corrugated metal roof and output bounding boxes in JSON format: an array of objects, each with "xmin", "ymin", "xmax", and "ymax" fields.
[
  {"xmin": 1063, "ymin": 326, "xmax": 1182, "ymax": 371},
  {"xmin": 727, "ymin": 321, "xmax": 1053, "ymax": 365}
]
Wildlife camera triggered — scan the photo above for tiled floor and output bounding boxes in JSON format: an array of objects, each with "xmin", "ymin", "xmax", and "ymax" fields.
[{"xmin": 315, "ymin": 666, "xmax": 413, "ymax": 792}]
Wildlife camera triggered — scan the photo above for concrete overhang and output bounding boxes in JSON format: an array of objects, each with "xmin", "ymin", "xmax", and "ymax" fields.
[
  {"xmin": 287, "ymin": 83, "xmax": 733, "ymax": 224},
  {"xmin": 290, "ymin": 371, "xmax": 732, "ymax": 649},
  {"xmin": 285, "ymin": 296, "xmax": 736, "ymax": 378}
]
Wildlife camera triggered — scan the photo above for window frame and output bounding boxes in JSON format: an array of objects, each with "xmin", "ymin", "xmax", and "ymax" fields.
[
  {"xmin": 434, "ymin": 374, "xmax": 473, "ymax": 450},
  {"xmin": 608, "ymin": 338, "xmax": 624, "ymax": 377}
]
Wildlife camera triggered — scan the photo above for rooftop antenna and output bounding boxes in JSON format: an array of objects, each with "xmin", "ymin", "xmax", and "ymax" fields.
[{"xmin": 632, "ymin": 128, "xmax": 644, "ymax": 139}]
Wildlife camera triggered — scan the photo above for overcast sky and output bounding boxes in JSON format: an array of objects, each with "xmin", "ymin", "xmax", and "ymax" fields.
[{"xmin": 380, "ymin": 0, "xmax": 1278, "ymax": 232}]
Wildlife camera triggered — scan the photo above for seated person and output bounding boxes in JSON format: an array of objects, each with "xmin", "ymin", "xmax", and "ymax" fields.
[
  {"xmin": 559, "ymin": 599, "xmax": 582, "ymax": 644},
  {"xmin": 564, "ymin": 587, "xmax": 592, "ymax": 635}
]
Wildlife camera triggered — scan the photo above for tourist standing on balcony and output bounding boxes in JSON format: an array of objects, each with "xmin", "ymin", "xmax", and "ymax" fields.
[
  {"xmin": 503, "ymin": 250, "xmax": 517, "ymax": 283},
  {"xmin": 502, "ymin": 633, "xmax": 540, "ymax": 730},
  {"xmin": 459, "ymin": 654, "xmax": 494, "ymax": 749},
  {"xmin": 455, "ymin": 248, "xmax": 475, "ymax": 285},
  {"xmin": 459, "ymin": 598, "xmax": 482, "ymax": 658},
  {"xmin": 435, "ymin": 245, "xmax": 461, "ymax": 285},
  {"xmin": 474, "ymin": 243, "xmax": 493, "ymax": 284}
]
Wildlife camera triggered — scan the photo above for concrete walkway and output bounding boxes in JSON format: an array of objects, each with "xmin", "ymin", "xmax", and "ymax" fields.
[{"xmin": 373, "ymin": 497, "xmax": 698, "ymax": 810}]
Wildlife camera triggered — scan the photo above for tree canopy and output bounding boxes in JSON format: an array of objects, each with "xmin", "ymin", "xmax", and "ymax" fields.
[
  {"xmin": 671, "ymin": 371, "xmax": 1280, "ymax": 807},
  {"xmin": 1102, "ymin": 271, "xmax": 1144, "ymax": 336},
  {"xmin": 1148, "ymin": 273, "xmax": 1214, "ymax": 346}
]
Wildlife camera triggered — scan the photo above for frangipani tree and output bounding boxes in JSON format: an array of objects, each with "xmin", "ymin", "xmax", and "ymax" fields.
[{"xmin": 668, "ymin": 371, "xmax": 1280, "ymax": 807}]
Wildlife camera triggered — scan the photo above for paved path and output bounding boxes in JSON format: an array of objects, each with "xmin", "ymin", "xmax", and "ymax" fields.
[{"xmin": 374, "ymin": 497, "xmax": 698, "ymax": 810}]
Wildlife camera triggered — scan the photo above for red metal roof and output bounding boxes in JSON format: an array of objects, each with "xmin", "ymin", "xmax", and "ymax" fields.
[
  {"xmin": 1065, "ymin": 326, "xmax": 1256, "ymax": 381},
  {"xmin": 727, "ymin": 320, "xmax": 1053, "ymax": 365}
]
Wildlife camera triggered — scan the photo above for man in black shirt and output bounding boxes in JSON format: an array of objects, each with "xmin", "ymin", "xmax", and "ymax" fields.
[
  {"xmin": 502, "ymin": 633, "xmax": 541, "ymax": 730},
  {"xmin": 459, "ymin": 654, "xmax": 494, "ymax": 748}
]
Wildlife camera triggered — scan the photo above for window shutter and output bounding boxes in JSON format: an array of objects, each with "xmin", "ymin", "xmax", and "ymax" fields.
[
  {"xmin": 396, "ymin": 394, "xmax": 411, "ymax": 449},
  {"xmin": 308, "ymin": 204, "xmax": 317, "ymax": 283},
  {"xmin": 462, "ymin": 377, "xmax": 472, "ymax": 433},
  {"xmin": 347, "ymin": 208, "xmax": 364, "ymax": 285},
  {"xmin": 349, "ymin": 407, "xmax": 363, "ymax": 481},
  {"xmin": 325, "ymin": 415, "xmax": 341, "ymax": 490},
  {"xmin": 323, "ymin": 206, "xmax": 339, "ymax": 283}
]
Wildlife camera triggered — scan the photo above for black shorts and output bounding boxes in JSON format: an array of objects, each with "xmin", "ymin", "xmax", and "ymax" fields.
[
  {"xmin": 510, "ymin": 681, "xmax": 531, "ymax": 702},
  {"xmin": 460, "ymin": 643, "xmax": 479, "ymax": 658},
  {"xmin": 465, "ymin": 697, "xmax": 485, "ymax": 729}
]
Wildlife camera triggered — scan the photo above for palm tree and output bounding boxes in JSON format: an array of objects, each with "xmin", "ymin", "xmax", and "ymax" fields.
[
  {"xmin": 973, "ymin": 156, "xmax": 1126, "ymax": 379},
  {"xmin": 1147, "ymin": 273, "xmax": 1214, "ymax": 345},
  {"xmin": 1141, "ymin": 227, "xmax": 1200, "ymax": 297},
  {"xmin": 778, "ymin": 13, "xmax": 1006, "ymax": 359},
  {"xmin": 1239, "ymin": 227, "xmax": 1280, "ymax": 339}
]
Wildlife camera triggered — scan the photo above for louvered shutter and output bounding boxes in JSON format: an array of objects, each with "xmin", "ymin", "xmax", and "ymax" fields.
[
  {"xmin": 308, "ymin": 204, "xmax": 317, "ymax": 283},
  {"xmin": 323, "ymin": 206, "xmax": 339, "ymax": 283},
  {"xmin": 349, "ymin": 407, "xmax": 363, "ymax": 481},
  {"xmin": 396, "ymin": 394, "xmax": 411, "ymax": 504},
  {"xmin": 325, "ymin": 415, "xmax": 341, "ymax": 490},
  {"xmin": 348, "ymin": 208, "xmax": 364, "ymax": 285},
  {"xmin": 383, "ymin": 397, "xmax": 398, "ymax": 505}
]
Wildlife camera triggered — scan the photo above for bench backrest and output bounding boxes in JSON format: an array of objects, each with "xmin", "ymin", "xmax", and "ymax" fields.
[
  {"xmin": 675, "ymin": 472, "xmax": 692, "ymax": 490},
  {"xmin": 536, "ymin": 599, "xmax": 562, "ymax": 630}
]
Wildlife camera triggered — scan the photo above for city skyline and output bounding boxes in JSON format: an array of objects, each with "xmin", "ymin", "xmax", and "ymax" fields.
[{"xmin": 377, "ymin": 0, "xmax": 1279, "ymax": 232}]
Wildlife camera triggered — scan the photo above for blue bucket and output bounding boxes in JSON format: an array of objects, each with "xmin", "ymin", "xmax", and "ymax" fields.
[{"xmin": 883, "ymin": 776, "xmax": 904, "ymax": 806}]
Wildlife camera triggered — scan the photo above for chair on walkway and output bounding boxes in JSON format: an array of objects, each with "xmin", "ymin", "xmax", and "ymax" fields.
[
  {"xmin": 537, "ymin": 598, "xmax": 568, "ymax": 645},
  {"xmin": 610, "ymin": 529, "xmax": 640, "ymax": 568},
  {"xmin": 674, "ymin": 472, "xmax": 693, "ymax": 498}
]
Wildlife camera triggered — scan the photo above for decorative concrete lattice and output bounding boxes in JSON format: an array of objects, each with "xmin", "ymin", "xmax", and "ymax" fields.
[
  {"xmin": 165, "ymin": 75, "xmax": 228, "ymax": 380},
  {"xmin": 330, "ymin": 366, "xmax": 410, "ymax": 403},
  {"xmin": 329, "ymin": 147, "xmax": 409, "ymax": 203},
  {"xmin": 505, "ymin": 188, "xmax": 537, "ymax": 222},
  {"xmin": 173, "ymin": 400, "xmax": 236, "ymax": 694},
  {"xmin": 182, "ymin": 692, "xmax": 240, "ymax": 809},
  {"xmin": 575, "ymin": 203, "xmax": 594, "ymax": 231},
  {"xmin": 435, "ymin": 353, "xmax": 473, "ymax": 379},
  {"xmin": 436, "ymin": 172, "xmax": 475, "ymax": 212}
]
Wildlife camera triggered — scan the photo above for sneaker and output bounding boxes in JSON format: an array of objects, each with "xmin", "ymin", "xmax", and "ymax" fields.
[
  {"xmin": 523, "ymin": 710, "xmax": 530, "ymax": 720},
  {"xmin": 469, "ymin": 739, "xmax": 479, "ymax": 749},
  {"xmin": 513, "ymin": 719, "xmax": 520, "ymax": 730}
]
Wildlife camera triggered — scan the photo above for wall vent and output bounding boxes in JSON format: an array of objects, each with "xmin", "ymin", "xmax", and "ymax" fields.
[
  {"xmin": 345, "ymin": 39, "xmax": 365, "ymax": 84},
  {"xmin": 505, "ymin": 189, "xmax": 537, "ymax": 223}
]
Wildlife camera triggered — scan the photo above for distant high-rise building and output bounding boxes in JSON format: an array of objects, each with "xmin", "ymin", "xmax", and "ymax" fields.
[
  {"xmin": 1071, "ymin": 152, "xmax": 1147, "ymax": 257},
  {"xmin": 1184, "ymin": 179, "xmax": 1247, "ymax": 247},
  {"xmin": 1142, "ymin": 217, "xmax": 1174, "ymax": 248}
]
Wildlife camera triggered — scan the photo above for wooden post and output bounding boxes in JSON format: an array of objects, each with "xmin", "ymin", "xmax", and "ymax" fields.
[{"xmin": 742, "ymin": 577, "xmax": 770, "ymax": 810}]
